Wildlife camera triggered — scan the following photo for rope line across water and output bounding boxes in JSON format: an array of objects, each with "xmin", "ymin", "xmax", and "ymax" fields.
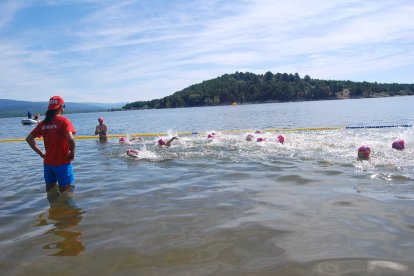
[
  {"xmin": 345, "ymin": 124, "xmax": 412, "ymax": 129},
  {"xmin": 0, "ymin": 124, "xmax": 411, "ymax": 143}
]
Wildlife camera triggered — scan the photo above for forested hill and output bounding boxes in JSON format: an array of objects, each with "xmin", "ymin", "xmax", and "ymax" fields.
[{"xmin": 123, "ymin": 72, "xmax": 414, "ymax": 110}]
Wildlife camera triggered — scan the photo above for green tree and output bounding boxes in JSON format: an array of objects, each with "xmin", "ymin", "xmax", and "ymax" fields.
[{"xmin": 122, "ymin": 72, "xmax": 413, "ymax": 110}]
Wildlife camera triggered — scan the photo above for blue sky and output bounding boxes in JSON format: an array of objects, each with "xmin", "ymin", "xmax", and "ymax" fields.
[{"xmin": 0, "ymin": 0, "xmax": 413, "ymax": 103}]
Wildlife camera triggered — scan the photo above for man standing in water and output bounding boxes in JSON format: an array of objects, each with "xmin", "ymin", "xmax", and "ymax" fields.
[
  {"xmin": 26, "ymin": 96, "xmax": 76, "ymax": 193},
  {"xmin": 95, "ymin": 117, "xmax": 108, "ymax": 143}
]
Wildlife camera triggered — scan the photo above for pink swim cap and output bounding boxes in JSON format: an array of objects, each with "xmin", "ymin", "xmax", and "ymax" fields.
[
  {"xmin": 158, "ymin": 138, "xmax": 166, "ymax": 146},
  {"xmin": 207, "ymin": 132, "xmax": 216, "ymax": 139},
  {"xmin": 98, "ymin": 117, "xmax": 103, "ymax": 123},
  {"xmin": 119, "ymin": 137, "xmax": 126, "ymax": 142},
  {"xmin": 358, "ymin": 145, "xmax": 371, "ymax": 159},
  {"xmin": 255, "ymin": 130, "xmax": 263, "ymax": 134},
  {"xmin": 256, "ymin": 137, "xmax": 266, "ymax": 142},
  {"xmin": 277, "ymin": 134, "xmax": 285, "ymax": 144},
  {"xmin": 392, "ymin": 139, "xmax": 405, "ymax": 150}
]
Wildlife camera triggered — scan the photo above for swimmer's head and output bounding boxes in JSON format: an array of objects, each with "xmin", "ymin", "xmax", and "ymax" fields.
[
  {"xmin": 207, "ymin": 134, "xmax": 215, "ymax": 139},
  {"xmin": 254, "ymin": 130, "xmax": 263, "ymax": 134},
  {"xmin": 119, "ymin": 137, "xmax": 126, "ymax": 143},
  {"xmin": 277, "ymin": 134, "xmax": 285, "ymax": 144},
  {"xmin": 256, "ymin": 137, "xmax": 266, "ymax": 142},
  {"xmin": 98, "ymin": 117, "xmax": 104, "ymax": 123},
  {"xmin": 158, "ymin": 138, "xmax": 166, "ymax": 146},
  {"xmin": 358, "ymin": 145, "xmax": 371, "ymax": 159},
  {"xmin": 127, "ymin": 149, "xmax": 139, "ymax": 157},
  {"xmin": 392, "ymin": 139, "xmax": 405, "ymax": 150},
  {"xmin": 246, "ymin": 134, "xmax": 254, "ymax": 141}
]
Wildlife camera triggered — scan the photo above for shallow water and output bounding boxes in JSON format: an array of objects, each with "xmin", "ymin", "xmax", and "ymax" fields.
[{"xmin": 1, "ymin": 97, "xmax": 414, "ymax": 275}]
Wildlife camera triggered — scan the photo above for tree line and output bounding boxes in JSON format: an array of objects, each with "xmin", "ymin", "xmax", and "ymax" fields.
[{"xmin": 123, "ymin": 72, "xmax": 414, "ymax": 110}]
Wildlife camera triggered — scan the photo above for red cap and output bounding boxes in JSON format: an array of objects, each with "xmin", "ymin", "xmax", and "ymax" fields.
[
  {"xmin": 98, "ymin": 117, "xmax": 104, "ymax": 123},
  {"xmin": 48, "ymin": 96, "xmax": 64, "ymax": 110},
  {"xmin": 358, "ymin": 145, "xmax": 371, "ymax": 159},
  {"xmin": 392, "ymin": 139, "xmax": 405, "ymax": 150}
]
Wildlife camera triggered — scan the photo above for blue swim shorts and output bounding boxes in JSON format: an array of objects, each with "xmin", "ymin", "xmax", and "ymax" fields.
[{"xmin": 44, "ymin": 164, "xmax": 75, "ymax": 188}]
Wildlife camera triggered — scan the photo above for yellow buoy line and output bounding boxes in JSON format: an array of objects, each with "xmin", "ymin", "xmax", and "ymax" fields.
[
  {"xmin": 1, "ymin": 124, "xmax": 411, "ymax": 143},
  {"xmin": 0, "ymin": 126, "xmax": 343, "ymax": 143}
]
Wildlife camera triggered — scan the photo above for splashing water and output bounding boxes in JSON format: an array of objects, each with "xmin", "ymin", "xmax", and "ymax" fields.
[{"xmin": 116, "ymin": 128, "xmax": 413, "ymax": 180}]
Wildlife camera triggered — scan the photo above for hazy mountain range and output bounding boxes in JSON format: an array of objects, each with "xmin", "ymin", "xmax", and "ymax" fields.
[{"xmin": 0, "ymin": 99, "xmax": 125, "ymax": 118}]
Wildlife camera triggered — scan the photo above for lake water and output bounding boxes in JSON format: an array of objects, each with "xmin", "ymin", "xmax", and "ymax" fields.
[{"xmin": 1, "ymin": 96, "xmax": 414, "ymax": 275}]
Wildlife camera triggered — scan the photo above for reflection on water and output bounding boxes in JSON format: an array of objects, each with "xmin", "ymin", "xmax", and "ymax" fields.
[
  {"xmin": 1, "ymin": 98, "xmax": 414, "ymax": 274},
  {"xmin": 35, "ymin": 189, "xmax": 85, "ymax": 256}
]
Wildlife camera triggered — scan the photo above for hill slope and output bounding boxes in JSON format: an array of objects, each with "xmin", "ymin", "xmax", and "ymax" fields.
[{"xmin": 124, "ymin": 72, "xmax": 414, "ymax": 110}]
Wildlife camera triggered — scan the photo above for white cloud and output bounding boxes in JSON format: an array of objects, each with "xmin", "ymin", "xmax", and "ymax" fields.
[
  {"xmin": 0, "ymin": 1, "xmax": 26, "ymax": 31},
  {"xmin": 0, "ymin": 0, "xmax": 413, "ymax": 102}
]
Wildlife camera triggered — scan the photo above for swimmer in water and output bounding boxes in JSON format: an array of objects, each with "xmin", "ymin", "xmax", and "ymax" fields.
[
  {"xmin": 256, "ymin": 137, "xmax": 266, "ymax": 142},
  {"xmin": 119, "ymin": 136, "xmax": 144, "ymax": 144},
  {"xmin": 246, "ymin": 134, "xmax": 254, "ymax": 141},
  {"xmin": 126, "ymin": 149, "xmax": 140, "ymax": 158},
  {"xmin": 130, "ymin": 136, "xmax": 144, "ymax": 142},
  {"xmin": 277, "ymin": 134, "xmax": 285, "ymax": 144},
  {"xmin": 392, "ymin": 139, "xmax": 405, "ymax": 150},
  {"xmin": 207, "ymin": 133, "xmax": 216, "ymax": 139},
  {"xmin": 95, "ymin": 117, "xmax": 108, "ymax": 143},
  {"xmin": 119, "ymin": 137, "xmax": 128, "ymax": 143},
  {"xmin": 158, "ymin": 137, "xmax": 178, "ymax": 147},
  {"xmin": 358, "ymin": 145, "xmax": 371, "ymax": 160}
]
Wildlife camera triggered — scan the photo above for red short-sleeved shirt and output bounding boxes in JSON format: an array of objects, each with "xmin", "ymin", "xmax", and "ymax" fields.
[{"xmin": 30, "ymin": 116, "xmax": 76, "ymax": 165}]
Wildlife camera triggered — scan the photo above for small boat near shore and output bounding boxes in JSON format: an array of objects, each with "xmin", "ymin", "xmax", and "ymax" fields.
[{"xmin": 21, "ymin": 118, "xmax": 38, "ymax": 125}]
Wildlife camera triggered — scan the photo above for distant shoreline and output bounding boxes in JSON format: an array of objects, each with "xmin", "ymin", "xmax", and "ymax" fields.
[
  {"xmin": 1, "ymin": 94, "xmax": 412, "ymax": 119},
  {"xmin": 123, "ymin": 93, "xmax": 412, "ymax": 111},
  {"xmin": 0, "ymin": 99, "xmax": 123, "ymax": 119}
]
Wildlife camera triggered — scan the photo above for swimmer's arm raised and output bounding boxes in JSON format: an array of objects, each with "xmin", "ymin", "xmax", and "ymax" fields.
[{"xmin": 166, "ymin": 136, "xmax": 178, "ymax": 147}]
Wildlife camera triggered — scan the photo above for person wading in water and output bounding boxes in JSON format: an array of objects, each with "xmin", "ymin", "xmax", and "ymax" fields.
[{"xmin": 26, "ymin": 96, "xmax": 76, "ymax": 196}]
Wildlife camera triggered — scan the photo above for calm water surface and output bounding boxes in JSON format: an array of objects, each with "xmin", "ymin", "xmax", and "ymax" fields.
[{"xmin": 1, "ymin": 97, "xmax": 414, "ymax": 275}]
